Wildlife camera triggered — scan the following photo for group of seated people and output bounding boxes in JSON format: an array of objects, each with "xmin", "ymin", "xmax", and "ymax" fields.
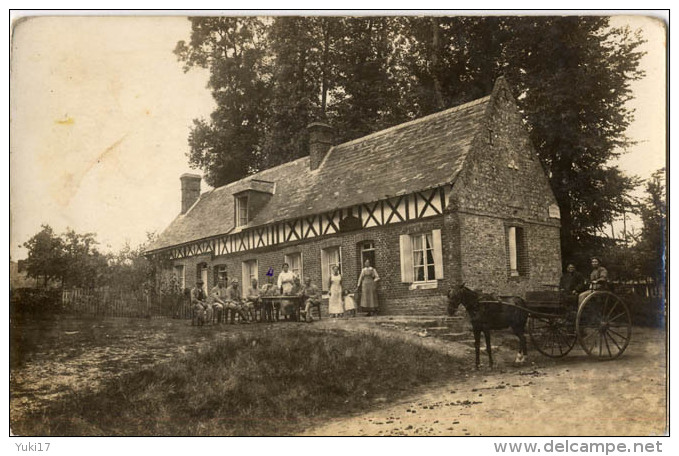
[{"xmin": 190, "ymin": 266, "xmax": 322, "ymax": 326}]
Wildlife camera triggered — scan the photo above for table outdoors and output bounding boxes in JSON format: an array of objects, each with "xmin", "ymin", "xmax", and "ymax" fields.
[{"xmin": 259, "ymin": 295, "xmax": 306, "ymax": 321}]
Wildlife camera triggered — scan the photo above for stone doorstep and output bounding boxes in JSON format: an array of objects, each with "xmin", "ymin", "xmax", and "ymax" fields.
[
  {"xmin": 363, "ymin": 315, "xmax": 470, "ymax": 337},
  {"xmin": 368, "ymin": 315, "xmax": 464, "ymax": 326},
  {"xmin": 433, "ymin": 332, "xmax": 470, "ymax": 342},
  {"xmin": 338, "ymin": 315, "xmax": 530, "ymax": 348}
]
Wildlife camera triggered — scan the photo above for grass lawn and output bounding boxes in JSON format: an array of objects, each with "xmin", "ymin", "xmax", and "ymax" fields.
[{"xmin": 11, "ymin": 322, "xmax": 463, "ymax": 436}]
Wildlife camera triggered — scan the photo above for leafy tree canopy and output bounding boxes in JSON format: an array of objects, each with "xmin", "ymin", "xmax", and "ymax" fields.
[{"xmin": 21, "ymin": 227, "xmax": 159, "ymax": 291}]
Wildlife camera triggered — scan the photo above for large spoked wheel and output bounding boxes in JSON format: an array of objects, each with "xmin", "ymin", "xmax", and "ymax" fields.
[
  {"xmin": 576, "ymin": 291, "xmax": 632, "ymax": 360},
  {"xmin": 528, "ymin": 314, "xmax": 577, "ymax": 358}
]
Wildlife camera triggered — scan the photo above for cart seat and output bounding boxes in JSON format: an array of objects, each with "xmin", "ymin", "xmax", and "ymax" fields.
[{"xmin": 525, "ymin": 290, "xmax": 564, "ymax": 312}]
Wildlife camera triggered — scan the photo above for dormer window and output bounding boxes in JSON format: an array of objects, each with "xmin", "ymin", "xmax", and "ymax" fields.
[
  {"xmin": 236, "ymin": 195, "xmax": 249, "ymax": 227},
  {"xmin": 233, "ymin": 180, "xmax": 274, "ymax": 229}
]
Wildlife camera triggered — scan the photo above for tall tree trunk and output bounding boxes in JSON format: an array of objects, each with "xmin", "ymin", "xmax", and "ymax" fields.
[
  {"xmin": 321, "ymin": 18, "xmax": 331, "ymax": 117},
  {"xmin": 431, "ymin": 17, "xmax": 445, "ymax": 110}
]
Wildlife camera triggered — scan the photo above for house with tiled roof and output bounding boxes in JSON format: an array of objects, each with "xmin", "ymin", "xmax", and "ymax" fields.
[{"xmin": 145, "ymin": 77, "xmax": 562, "ymax": 315}]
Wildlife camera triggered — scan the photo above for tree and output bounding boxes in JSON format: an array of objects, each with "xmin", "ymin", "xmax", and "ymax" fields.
[
  {"xmin": 332, "ymin": 17, "xmax": 407, "ymax": 143},
  {"xmin": 61, "ymin": 229, "xmax": 109, "ymax": 288},
  {"xmin": 175, "ymin": 17, "xmax": 271, "ymax": 186},
  {"xmin": 21, "ymin": 225, "xmax": 65, "ymax": 288},
  {"xmin": 498, "ymin": 17, "xmax": 645, "ymax": 257},
  {"xmin": 260, "ymin": 17, "xmax": 327, "ymax": 168},
  {"xmin": 636, "ymin": 168, "xmax": 666, "ymax": 285},
  {"xmin": 105, "ymin": 234, "xmax": 157, "ymax": 293},
  {"xmin": 398, "ymin": 17, "xmax": 644, "ymax": 258}
]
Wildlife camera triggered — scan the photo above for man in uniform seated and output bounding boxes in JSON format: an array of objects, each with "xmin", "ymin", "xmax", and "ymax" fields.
[
  {"xmin": 300, "ymin": 276, "xmax": 322, "ymax": 323},
  {"xmin": 282, "ymin": 276, "xmax": 303, "ymax": 321},
  {"xmin": 244, "ymin": 278, "xmax": 261, "ymax": 322},
  {"xmin": 208, "ymin": 278, "xmax": 228, "ymax": 323},
  {"xmin": 224, "ymin": 279, "xmax": 250, "ymax": 324},
  {"xmin": 191, "ymin": 280, "xmax": 208, "ymax": 326}
]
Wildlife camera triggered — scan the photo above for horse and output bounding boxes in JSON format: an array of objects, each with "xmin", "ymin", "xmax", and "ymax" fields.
[{"xmin": 447, "ymin": 284, "xmax": 529, "ymax": 368}]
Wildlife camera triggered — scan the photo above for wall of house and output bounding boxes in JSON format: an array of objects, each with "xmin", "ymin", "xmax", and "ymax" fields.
[
  {"xmin": 164, "ymin": 216, "xmax": 451, "ymax": 316},
  {"xmin": 456, "ymin": 213, "xmax": 561, "ymax": 297},
  {"xmin": 448, "ymin": 80, "xmax": 562, "ymax": 297}
]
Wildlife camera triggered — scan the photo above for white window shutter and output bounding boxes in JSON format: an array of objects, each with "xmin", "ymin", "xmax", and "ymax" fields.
[
  {"xmin": 253, "ymin": 260, "xmax": 258, "ymax": 290},
  {"xmin": 241, "ymin": 262, "xmax": 248, "ymax": 298},
  {"xmin": 432, "ymin": 229, "xmax": 444, "ymax": 279},
  {"xmin": 399, "ymin": 234, "xmax": 413, "ymax": 283},
  {"xmin": 508, "ymin": 226, "xmax": 518, "ymax": 275},
  {"xmin": 299, "ymin": 252, "xmax": 304, "ymax": 280},
  {"xmin": 321, "ymin": 249, "xmax": 329, "ymax": 291}
]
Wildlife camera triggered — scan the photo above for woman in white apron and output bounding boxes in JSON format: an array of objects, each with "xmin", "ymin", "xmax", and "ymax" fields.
[{"xmin": 328, "ymin": 265, "xmax": 344, "ymax": 317}]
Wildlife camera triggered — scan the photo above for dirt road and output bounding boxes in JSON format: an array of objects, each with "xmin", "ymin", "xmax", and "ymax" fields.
[{"xmin": 301, "ymin": 324, "xmax": 667, "ymax": 436}]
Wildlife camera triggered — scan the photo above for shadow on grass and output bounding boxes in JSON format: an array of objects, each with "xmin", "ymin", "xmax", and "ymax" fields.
[{"xmin": 12, "ymin": 327, "xmax": 463, "ymax": 436}]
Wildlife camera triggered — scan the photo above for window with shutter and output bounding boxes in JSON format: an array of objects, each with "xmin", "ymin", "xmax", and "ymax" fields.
[
  {"xmin": 412, "ymin": 233, "xmax": 436, "ymax": 282},
  {"xmin": 432, "ymin": 229, "xmax": 444, "ymax": 279},
  {"xmin": 400, "ymin": 230, "xmax": 444, "ymax": 286},
  {"xmin": 507, "ymin": 226, "xmax": 528, "ymax": 277},
  {"xmin": 399, "ymin": 234, "xmax": 413, "ymax": 283}
]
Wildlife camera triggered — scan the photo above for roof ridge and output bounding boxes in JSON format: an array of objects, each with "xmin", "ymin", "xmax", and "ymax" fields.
[{"xmin": 334, "ymin": 95, "xmax": 492, "ymax": 150}]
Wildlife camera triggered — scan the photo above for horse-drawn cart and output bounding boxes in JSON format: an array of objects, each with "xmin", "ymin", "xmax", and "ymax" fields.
[
  {"xmin": 524, "ymin": 288, "xmax": 632, "ymax": 360},
  {"xmin": 448, "ymin": 284, "xmax": 632, "ymax": 367}
]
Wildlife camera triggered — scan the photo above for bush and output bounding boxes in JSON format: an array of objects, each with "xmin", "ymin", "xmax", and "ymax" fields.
[
  {"xmin": 623, "ymin": 294, "xmax": 665, "ymax": 327},
  {"xmin": 10, "ymin": 288, "xmax": 63, "ymax": 318}
]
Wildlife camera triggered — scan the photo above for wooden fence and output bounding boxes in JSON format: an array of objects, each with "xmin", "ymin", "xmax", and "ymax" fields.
[{"xmin": 61, "ymin": 288, "xmax": 193, "ymax": 319}]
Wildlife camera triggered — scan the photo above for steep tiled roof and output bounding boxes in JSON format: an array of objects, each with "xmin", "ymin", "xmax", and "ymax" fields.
[{"xmin": 146, "ymin": 95, "xmax": 491, "ymax": 252}]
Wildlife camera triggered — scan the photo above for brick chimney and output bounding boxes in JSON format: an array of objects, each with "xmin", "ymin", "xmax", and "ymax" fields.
[
  {"xmin": 180, "ymin": 173, "xmax": 201, "ymax": 214},
  {"xmin": 308, "ymin": 122, "xmax": 334, "ymax": 171}
]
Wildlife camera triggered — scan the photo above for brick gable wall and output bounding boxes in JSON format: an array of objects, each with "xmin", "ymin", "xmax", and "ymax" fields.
[{"xmin": 448, "ymin": 79, "xmax": 562, "ymax": 297}]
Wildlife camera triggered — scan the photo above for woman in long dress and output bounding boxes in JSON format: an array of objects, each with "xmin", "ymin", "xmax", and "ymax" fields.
[
  {"xmin": 357, "ymin": 259, "xmax": 380, "ymax": 316},
  {"xmin": 328, "ymin": 265, "xmax": 344, "ymax": 318}
]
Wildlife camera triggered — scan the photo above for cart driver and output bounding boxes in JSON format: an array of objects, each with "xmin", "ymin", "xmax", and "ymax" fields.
[{"xmin": 578, "ymin": 257, "xmax": 609, "ymax": 305}]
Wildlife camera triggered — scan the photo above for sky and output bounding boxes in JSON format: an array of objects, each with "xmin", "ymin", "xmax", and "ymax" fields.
[
  {"xmin": 10, "ymin": 15, "xmax": 215, "ymax": 259},
  {"xmin": 9, "ymin": 13, "xmax": 667, "ymax": 260}
]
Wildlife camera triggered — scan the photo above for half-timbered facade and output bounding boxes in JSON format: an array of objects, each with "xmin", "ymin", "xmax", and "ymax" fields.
[{"xmin": 146, "ymin": 78, "xmax": 562, "ymax": 315}]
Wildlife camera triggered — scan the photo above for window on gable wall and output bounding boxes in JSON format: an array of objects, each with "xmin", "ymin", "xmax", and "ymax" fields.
[
  {"xmin": 399, "ymin": 230, "xmax": 443, "ymax": 287},
  {"xmin": 235, "ymin": 195, "xmax": 248, "ymax": 227},
  {"xmin": 507, "ymin": 226, "xmax": 528, "ymax": 277}
]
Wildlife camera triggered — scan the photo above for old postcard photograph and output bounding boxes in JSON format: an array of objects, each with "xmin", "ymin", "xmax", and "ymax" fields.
[{"xmin": 8, "ymin": 10, "xmax": 668, "ymax": 449}]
